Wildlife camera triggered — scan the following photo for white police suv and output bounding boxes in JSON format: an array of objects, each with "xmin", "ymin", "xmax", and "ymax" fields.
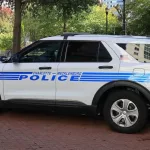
[{"xmin": 1, "ymin": 33, "xmax": 150, "ymax": 133}]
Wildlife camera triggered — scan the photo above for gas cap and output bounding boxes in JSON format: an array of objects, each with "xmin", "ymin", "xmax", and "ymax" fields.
[{"xmin": 133, "ymin": 68, "xmax": 145, "ymax": 77}]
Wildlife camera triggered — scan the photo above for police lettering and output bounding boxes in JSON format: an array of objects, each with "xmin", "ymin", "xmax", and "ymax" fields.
[{"xmin": 19, "ymin": 73, "xmax": 82, "ymax": 82}]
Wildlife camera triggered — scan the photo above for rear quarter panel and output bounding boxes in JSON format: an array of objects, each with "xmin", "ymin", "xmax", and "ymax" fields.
[{"xmin": 119, "ymin": 62, "xmax": 150, "ymax": 91}]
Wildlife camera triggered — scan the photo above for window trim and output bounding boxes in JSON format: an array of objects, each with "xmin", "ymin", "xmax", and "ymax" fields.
[
  {"xmin": 64, "ymin": 41, "xmax": 69, "ymax": 62},
  {"xmin": 134, "ymin": 52, "xmax": 138, "ymax": 56}
]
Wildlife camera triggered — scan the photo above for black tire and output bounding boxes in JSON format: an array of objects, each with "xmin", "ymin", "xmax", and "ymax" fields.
[
  {"xmin": 0, "ymin": 101, "xmax": 5, "ymax": 113},
  {"xmin": 103, "ymin": 90, "xmax": 148, "ymax": 134}
]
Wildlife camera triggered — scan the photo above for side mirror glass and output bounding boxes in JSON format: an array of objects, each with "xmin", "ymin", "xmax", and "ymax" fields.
[
  {"xmin": 0, "ymin": 56, "xmax": 8, "ymax": 62},
  {"xmin": 12, "ymin": 54, "xmax": 19, "ymax": 63}
]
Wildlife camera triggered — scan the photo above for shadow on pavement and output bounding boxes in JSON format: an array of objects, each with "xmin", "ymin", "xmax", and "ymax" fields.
[
  {"xmin": 1, "ymin": 104, "xmax": 150, "ymax": 134},
  {"xmin": 3, "ymin": 104, "xmax": 103, "ymax": 119}
]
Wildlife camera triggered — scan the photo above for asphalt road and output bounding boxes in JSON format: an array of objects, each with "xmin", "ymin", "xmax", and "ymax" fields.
[{"xmin": 0, "ymin": 107, "xmax": 150, "ymax": 150}]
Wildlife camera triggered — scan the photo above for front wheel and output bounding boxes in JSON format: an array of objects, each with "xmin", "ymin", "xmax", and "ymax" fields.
[{"xmin": 103, "ymin": 90, "xmax": 148, "ymax": 133}]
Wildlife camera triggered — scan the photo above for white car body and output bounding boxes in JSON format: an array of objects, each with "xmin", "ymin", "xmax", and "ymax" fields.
[
  {"xmin": 0, "ymin": 34, "xmax": 150, "ymax": 104},
  {"xmin": 1, "ymin": 33, "xmax": 150, "ymax": 133}
]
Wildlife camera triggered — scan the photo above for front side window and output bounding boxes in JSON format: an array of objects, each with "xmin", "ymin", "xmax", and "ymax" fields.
[{"xmin": 19, "ymin": 41, "xmax": 61, "ymax": 63}]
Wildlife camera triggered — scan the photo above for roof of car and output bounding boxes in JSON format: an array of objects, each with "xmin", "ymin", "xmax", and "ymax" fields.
[{"xmin": 40, "ymin": 34, "xmax": 150, "ymax": 44}]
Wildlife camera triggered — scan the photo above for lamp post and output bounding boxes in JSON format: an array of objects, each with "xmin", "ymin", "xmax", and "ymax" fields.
[
  {"xmin": 105, "ymin": 7, "xmax": 109, "ymax": 34},
  {"xmin": 123, "ymin": 0, "xmax": 126, "ymax": 35}
]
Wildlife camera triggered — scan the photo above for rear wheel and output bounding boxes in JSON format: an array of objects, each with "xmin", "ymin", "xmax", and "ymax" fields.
[{"xmin": 103, "ymin": 90, "xmax": 148, "ymax": 133}]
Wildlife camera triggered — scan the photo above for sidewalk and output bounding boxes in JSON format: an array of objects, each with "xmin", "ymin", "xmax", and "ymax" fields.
[{"xmin": 0, "ymin": 108, "xmax": 150, "ymax": 150}]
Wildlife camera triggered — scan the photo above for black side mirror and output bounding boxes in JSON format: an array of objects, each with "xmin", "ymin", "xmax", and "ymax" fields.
[
  {"xmin": 0, "ymin": 56, "xmax": 8, "ymax": 62},
  {"xmin": 12, "ymin": 54, "xmax": 19, "ymax": 63}
]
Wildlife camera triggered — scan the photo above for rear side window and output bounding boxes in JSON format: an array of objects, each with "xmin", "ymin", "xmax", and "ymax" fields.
[
  {"xmin": 99, "ymin": 43, "xmax": 112, "ymax": 62},
  {"xmin": 65, "ymin": 41, "xmax": 112, "ymax": 62},
  {"xmin": 65, "ymin": 41, "xmax": 99, "ymax": 62}
]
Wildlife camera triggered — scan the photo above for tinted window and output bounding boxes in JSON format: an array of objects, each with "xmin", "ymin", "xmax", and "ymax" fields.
[
  {"xmin": 19, "ymin": 41, "xmax": 61, "ymax": 63},
  {"xmin": 99, "ymin": 43, "xmax": 112, "ymax": 62},
  {"xmin": 65, "ymin": 41, "xmax": 99, "ymax": 62}
]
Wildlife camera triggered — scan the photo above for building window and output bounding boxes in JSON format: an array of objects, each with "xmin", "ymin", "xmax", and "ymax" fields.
[
  {"xmin": 144, "ymin": 44, "xmax": 150, "ymax": 60},
  {"xmin": 136, "ymin": 44, "xmax": 140, "ymax": 47},
  {"xmin": 145, "ymin": 44, "xmax": 150, "ymax": 52},
  {"xmin": 134, "ymin": 52, "xmax": 138, "ymax": 56},
  {"xmin": 135, "ymin": 47, "xmax": 139, "ymax": 51}
]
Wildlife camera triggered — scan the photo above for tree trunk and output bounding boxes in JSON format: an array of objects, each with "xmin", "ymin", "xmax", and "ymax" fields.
[
  {"xmin": 63, "ymin": 21, "xmax": 67, "ymax": 32},
  {"xmin": 12, "ymin": 0, "xmax": 21, "ymax": 54},
  {"xmin": 63, "ymin": 8, "xmax": 67, "ymax": 32}
]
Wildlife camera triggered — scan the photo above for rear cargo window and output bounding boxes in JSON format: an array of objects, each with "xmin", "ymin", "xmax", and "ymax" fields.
[{"xmin": 117, "ymin": 43, "xmax": 150, "ymax": 63}]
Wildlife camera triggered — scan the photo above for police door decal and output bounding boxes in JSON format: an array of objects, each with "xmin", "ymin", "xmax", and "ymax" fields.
[{"xmin": 0, "ymin": 72, "xmax": 149, "ymax": 83}]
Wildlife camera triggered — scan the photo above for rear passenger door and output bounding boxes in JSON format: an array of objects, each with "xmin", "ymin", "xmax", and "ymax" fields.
[{"xmin": 56, "ymin": 40, "xmax": 120, "ymax": 106}]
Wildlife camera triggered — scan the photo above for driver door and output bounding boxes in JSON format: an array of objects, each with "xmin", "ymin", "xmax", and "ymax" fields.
[{"xmin": 2, "ymin": 40, "xmax": 62, "ymax": 101}]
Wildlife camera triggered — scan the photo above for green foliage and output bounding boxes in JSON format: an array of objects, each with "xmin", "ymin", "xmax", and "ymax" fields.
[
  {"xmin": 127, "ymin": 0, "xmax": 150, "ymax": 35},
  {"xmin": 22, "ymin": 5, "xmax": 120, "ymax": 41},
  {"xmin": 68, "ymin": 6, "xmax": 120, "ymax": 34},
  {"xmin": 1, "ymin": 0, "xmax": 98, "ymax": 51},
  {"xmin": 37, "ymin": 0, "xmax": 97, "ymax": 17},
  {"xmin": 22, "ymin": 6, "xmax": 62, "ymax": 42},
  {"xmin": 29, "ymin": 0, "xmax": 97, "ymax": 31},
  {"xmin": 0, "ymin": 33, "xmax": 13, "ymax": 50},
  {"xmin": 53, "ymin": 0, "xmax": 97, "ymax": 17},
  {"xmin": 0, "ymin": 10, "xmax": 13, "ymax": 51}
]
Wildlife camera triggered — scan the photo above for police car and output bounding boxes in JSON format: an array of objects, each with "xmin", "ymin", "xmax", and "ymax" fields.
[{"xmin": 1, "ymin": 33, "xmax": 150, "ymax": 133}]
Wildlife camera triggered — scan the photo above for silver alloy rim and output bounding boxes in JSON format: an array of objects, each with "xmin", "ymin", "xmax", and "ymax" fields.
[{"xmin": 110, "ymin": 99, "xmax": 139, "ymax": 127}]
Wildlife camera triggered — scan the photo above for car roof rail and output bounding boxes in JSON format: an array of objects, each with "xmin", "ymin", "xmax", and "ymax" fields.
[{"xmin": 61, "ymin": 32, "xmax": 90, "ymax": 39}]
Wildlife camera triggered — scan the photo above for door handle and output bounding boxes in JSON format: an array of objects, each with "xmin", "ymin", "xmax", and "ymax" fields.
[
  {"xmin": 98, "ymin": 66, "xmax": 113, "ymax": 69},
  {"xmin": 39, "ymin": 67, "xmax": 52, "ymax": 70}
]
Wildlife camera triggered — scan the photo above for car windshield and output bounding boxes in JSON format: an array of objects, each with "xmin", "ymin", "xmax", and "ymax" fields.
[{"xmin": 117, "ymin": 43, "xmax": 150, "ymax": 63}]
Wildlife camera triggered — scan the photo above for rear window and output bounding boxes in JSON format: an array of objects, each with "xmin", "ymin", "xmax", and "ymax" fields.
[{"xmin": 117, "ymin": 43, "xmax": 150, "ymax": 63}]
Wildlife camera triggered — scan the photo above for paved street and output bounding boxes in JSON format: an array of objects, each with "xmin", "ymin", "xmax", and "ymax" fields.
[{"xmin": 0, "ymin": 107, "xmax": 150, "ymax": 150}]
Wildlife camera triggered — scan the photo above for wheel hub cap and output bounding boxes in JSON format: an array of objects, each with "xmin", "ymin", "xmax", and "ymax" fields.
[
  {"xmin": 110, "ymin": 99, "xmax": 139, "ymax": 127},
  {"xmin": 123, "ymin": 111, "xmax": 127, "ymax": 115}
]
